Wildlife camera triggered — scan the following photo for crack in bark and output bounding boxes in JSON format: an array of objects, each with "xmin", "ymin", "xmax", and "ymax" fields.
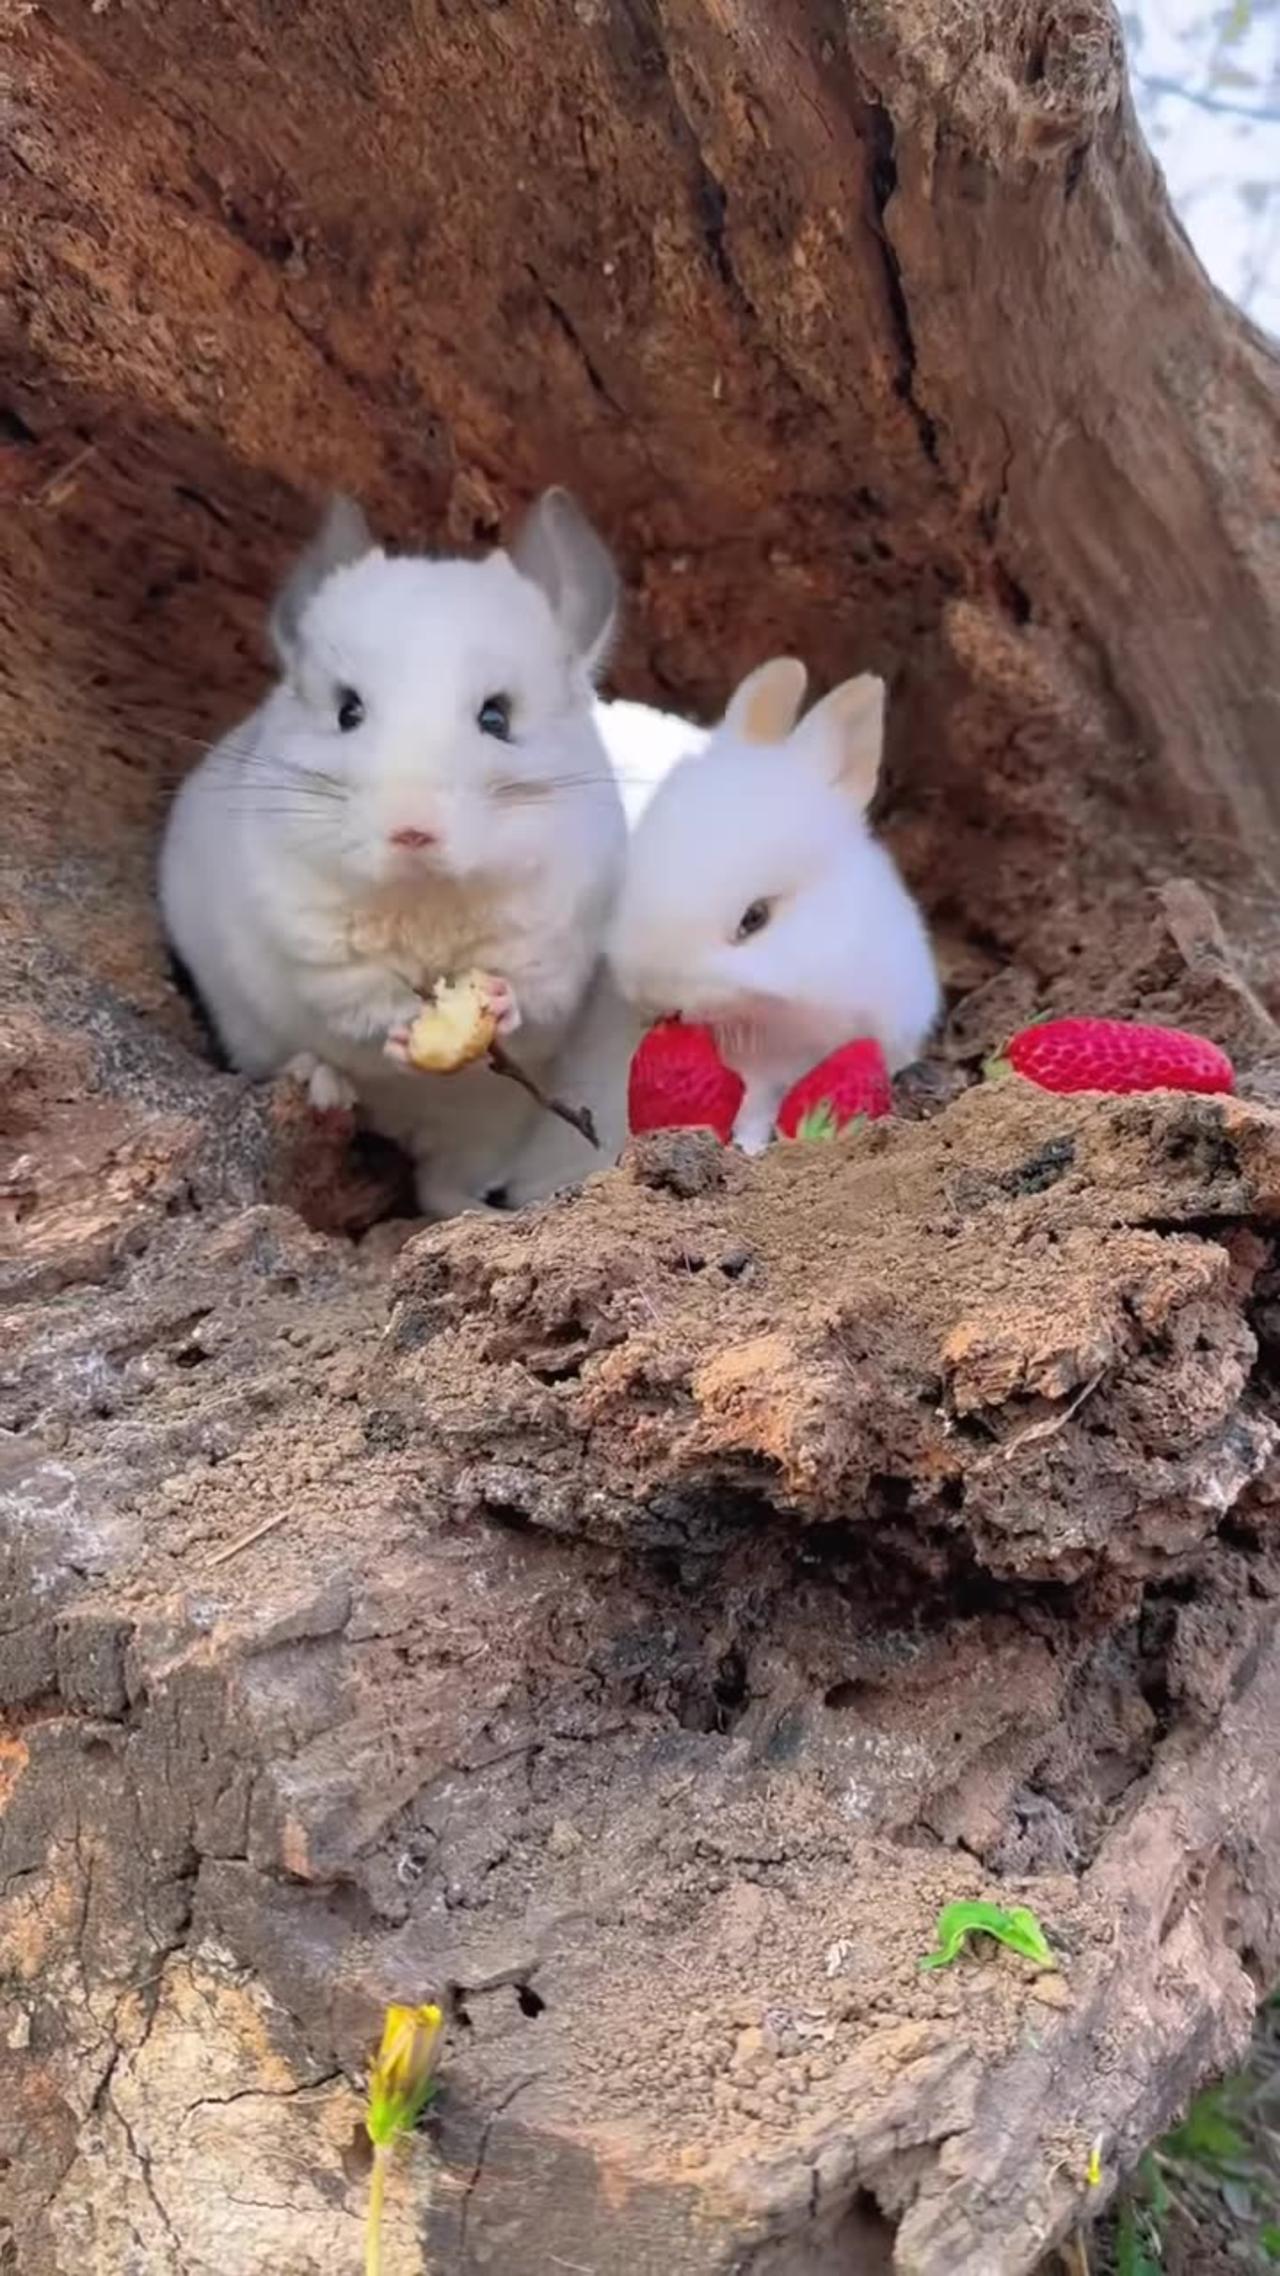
[
  {"xmin": 457, "ymin": 2073, "xmax": 539, "ymax": 2258},
  {"xmin": 107, "ymin": 2074, "xmax": 186, "ymax": 2268},
  {"xmin": 192, "ymin": 2070, "xmax": 344, "ymax": 2110},
  {"xmin": 525, "ymin": 269, "xmax": 629, "ymax": 423},
  {"xmin": 692, "ymin": 160, "xmax": 734, "ymax": 294},
  {"xmin": 865, "ymin": 100, "xmax": 941, "ymax": 470}
]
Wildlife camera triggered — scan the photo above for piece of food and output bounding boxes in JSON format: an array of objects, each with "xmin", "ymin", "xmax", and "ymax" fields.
[
  {"xmin": 405, "ymin": 971, "xmax": 499, "ymax": 1073},
  {"xmin": 999, "ymin": 1016, "xmax": 1235, "ymax": 1097},
  {"xmin": 627, "ymin": 1018, "xmax": 745, "ymax": 1141},
  {"xmin": 775, "ymin": 1038, "xmax": 893, "ymax": 1140}
]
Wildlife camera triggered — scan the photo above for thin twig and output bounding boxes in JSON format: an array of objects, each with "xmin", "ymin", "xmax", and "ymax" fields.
[
  {"xmin": 207, "ymin": 1507, "xmax": 288, "ymax": 1567},
  {"xmin": 1000, "ymin": 1369, "xmax": 1105, "ymax": 1460},
  {"xmin": 969, "ymin": 1369, "xmax": 1106, "ymax": 1473},
  {"xmin": 29, "ymin": 440, "xmax": 98, "ymax": 507},
  {"xmin": 383, "ymin": 961, "xmax": 602, "ymax": 1152},
  {"xmin": 1134, "ymin": 70, "xmax": 1280, "ymax": 125},
  {"xmin": 487, "ymin": 1041, "xmax": 599, "ymax": 1151}
]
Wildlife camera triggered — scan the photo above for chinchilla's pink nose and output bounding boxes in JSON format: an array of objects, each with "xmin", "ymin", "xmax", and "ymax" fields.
[{"xmin": 389, "ymin": 826, "xmax": 437, "ymax": 850}]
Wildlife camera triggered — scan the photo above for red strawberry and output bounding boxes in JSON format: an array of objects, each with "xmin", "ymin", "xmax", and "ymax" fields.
[
  {"xmin": 628, "ymin": 1019, "xmax": 744, "ymax": 1142},
  {"xmin": 1000, "ymin": 1017, "xmax": 1234, "ymax": 1097},
  {"xmin": 775, "ymin": 1039, "xmax": 893, "ymax": 1140}
]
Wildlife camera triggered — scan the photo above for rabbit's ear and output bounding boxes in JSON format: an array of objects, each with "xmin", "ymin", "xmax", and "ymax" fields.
[
  {"xmin": 723, "ymin": 658, "xmax": 809, "ymax": 745},
  {"xmin": 270, "ymin": 495, "xmax": 375, "ymax": 668},
  {"xmin": 511, "ymin": 488, "xmax": 619, "ymax": 679},
  {"xmin": 794, "ymin": 674, "xmax": 886, "ymax": 808}
]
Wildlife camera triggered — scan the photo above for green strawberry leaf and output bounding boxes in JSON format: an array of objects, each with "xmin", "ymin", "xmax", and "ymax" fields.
[
  {"xmin": 920, "ymin": 1899, "xmax": 1056, "ymax": 1972},
  {"xmin": 792, "ymin": 1102, "xmax": 870, "ymax": 1142},
  {"xmin": 795, "ymin": 1099, "xmax": 839, "ymax": 1141},
  {"xmin": 985, "ymin": 1010, "xmax": 1058, "ymax": 1081}
]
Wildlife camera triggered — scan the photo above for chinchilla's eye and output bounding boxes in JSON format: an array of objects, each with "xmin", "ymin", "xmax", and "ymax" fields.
[
  {"xmin": 337, "ymin": 687, "xmax": 364, "ymax": 732},
  {"xmin": 477, "ymin": 693, "xmax": 512, "ymax": 741},
  {"xmin": 734, "ymin": 898, "xmax": 773, "ymax": 942}
]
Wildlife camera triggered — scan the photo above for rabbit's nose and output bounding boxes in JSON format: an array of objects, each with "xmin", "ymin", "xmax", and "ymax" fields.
[{"xmin": 389, "ymin": 826, "xmax": 437, "ymax": 850}]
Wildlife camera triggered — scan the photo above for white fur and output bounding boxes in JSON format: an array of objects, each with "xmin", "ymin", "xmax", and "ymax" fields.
[
  {"xmin": 160, "ymin": 499, "xmax": 625, "ymax": 1217},
  {"xmin": 503, "ymin": 697, "xmax": 709, "ymax": 1203},
  {"xmin": 502, "ymin": 962, "xmax": 644, "ymax": 1205},
  {"xmin": 593, "ymin": 697, "xmax": 709, "ymax": 826},
  {"xmin": 607, "ymin": 659, "xmax": 940, "ymax": 1153}
]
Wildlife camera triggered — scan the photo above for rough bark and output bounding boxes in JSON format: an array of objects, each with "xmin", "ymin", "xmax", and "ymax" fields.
[{"xmin": 3, "ymin": 1, "xmax": 1280, "ymax": 2273}]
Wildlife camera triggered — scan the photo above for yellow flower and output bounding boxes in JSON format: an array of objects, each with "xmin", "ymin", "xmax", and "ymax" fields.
[
  {"xmin": 1086, "ymin": 2138, "xmax": 1104, "ymax": 2188},
  {"xmin": 365, "ymin": 2003, "xmax": 444, "ymax": 2276},
  {"xmin": 367, "ymin": 2002, "xmax": 444, "ymax": 2149}
]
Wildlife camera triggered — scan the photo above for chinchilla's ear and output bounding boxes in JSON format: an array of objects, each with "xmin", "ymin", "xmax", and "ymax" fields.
[
  {"xmin": 510, "ymin": 487, "xmax": 619, "ymax": 679},
  {"xmin": 723, "ymin": 657, "xmax": 809, "ymax": 745},
  {"xmin": 270, "ymin": 494, "xmax": 375, "ymax": 668},
  {"xmin": 794, "ymin": 673, "xmax": 886, "ymax": 808}
]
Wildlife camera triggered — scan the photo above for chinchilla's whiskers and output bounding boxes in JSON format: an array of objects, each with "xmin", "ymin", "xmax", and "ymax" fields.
[
  {"xmin": 226, "ymin": 775, "xmax": 349, "ymax": 805},
  {"xmin": 220, "ymin": 804, "xmax": 345, "ymax": 822},
  {"xmin": 215, "ymin": 756, "xmax": 349, "ymax": 801},
  {"xmin": 224, "ymin": 751, "xmax": 349, "ymax": 795},
  {"xmin": 86, "ymin": 709, "xmax": 352, "ymax": 798},
  {"xmin": 93, "ymin": 715, "xmax": 268, "ymax": 768},
  {"xmin": 491, "ymin": 768, "xmax": 678, "ymax": 806},
  {"xmin": 218, "ymin": 792, "xmax": 348, "ymax": 817},
  {"xmin": 123, "ymin": 719, "xmax": 239, "ymax": 757}
]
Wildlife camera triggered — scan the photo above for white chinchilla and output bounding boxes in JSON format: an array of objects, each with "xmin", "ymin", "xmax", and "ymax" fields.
[
  {"xmin": 159, "ymin": 487, "xmax": 626, "ymax": 1217},
  {"xmin": 607, "ymin": 656, "xmax": 941, "ymax": 1153}
]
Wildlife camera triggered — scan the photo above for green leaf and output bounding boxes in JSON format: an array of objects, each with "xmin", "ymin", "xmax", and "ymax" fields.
[
  {"xmin": 1139, "ymin": 2149, "xmax": 1170, "ymax": 2219},
  {"xmin": 1115, "ymin": 2198, "xmax": 1161, "ymax": 2276},
  {"xmin": 796, "ymin": 1099, "xmax": 840, "ymax": 1141},
  {"xmin": 984, "ymin": 1012, "xmax": 1055, "ymax": 1081},
  {"xmin": 792, "ymin": 1102, "xmax": 868, "ymax": 1143},
  {"xmin": 919, "ymin": 1899, "xmax": 1056, "ymax": 1972},
  {"xmin": 1168, "ymin": 2087, "xmax": 1247, "ymax": 2167},
  {"xmin": 1259, "ymin": 2222, "xmax": 1280, "ymax": 2260}
]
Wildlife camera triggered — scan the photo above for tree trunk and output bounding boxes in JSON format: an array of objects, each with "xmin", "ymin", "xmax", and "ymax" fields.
[{"xmin": 3, "ymin": 3, "xmax": 1280, "ymax": 2273}]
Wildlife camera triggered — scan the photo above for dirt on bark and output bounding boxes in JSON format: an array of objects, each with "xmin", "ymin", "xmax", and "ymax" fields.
[{"xmin": 8, "ymin": 884, "xmax": 1280, "ymax": 2274}]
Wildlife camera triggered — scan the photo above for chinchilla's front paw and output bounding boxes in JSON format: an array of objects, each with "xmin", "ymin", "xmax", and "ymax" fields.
[
  {"xmin": 475, "ymin": 971, "xmax": 522, "ymax": 1039},
  {"xmin": 283, "ymin": 1052, "xmax": 358, "ymax": 1114},
  {"xmin": 385, "ymin": 971, "xmax": 519, "ymax": 1073},
  {"xmin": 383, "ymin": 1023, "xmax": 416, "ymax": 1068}
]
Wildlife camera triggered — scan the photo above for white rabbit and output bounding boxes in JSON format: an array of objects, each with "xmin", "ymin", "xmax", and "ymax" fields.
[
  {"xmin": 502, "ymin": 695, "xmax": 710, "ymax": 1204},
  {"xmin": 607, "ymin": 656, "xmax": 940, "ymax": 1153},
  {"xmin": 159, "ymin": 487, "xmax": 625, "ymax": 1218}
]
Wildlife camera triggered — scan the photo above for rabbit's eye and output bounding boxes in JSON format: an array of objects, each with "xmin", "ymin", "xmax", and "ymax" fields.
[
  {"xmin": 477, "ymin": 693, "xmax": 512, "ymax": 742},
  {"xmin": 734, "ymin": 898, "xmax": 773, "ymax": 942},
  {"xmin": 337, "ymin": 688, "xmax": 364, "ymax": 732}
]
